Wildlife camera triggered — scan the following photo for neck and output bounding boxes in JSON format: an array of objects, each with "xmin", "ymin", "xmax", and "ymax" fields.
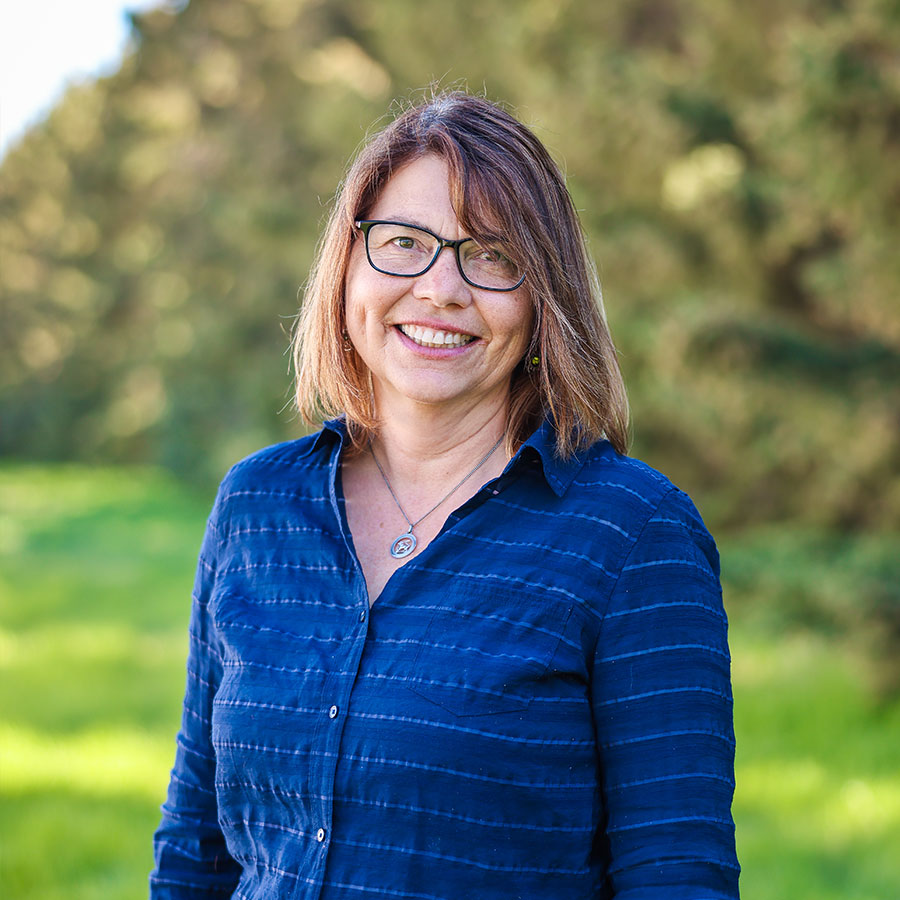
[{"xmin": 369, "ymin": 394, "xmax": 510, "ymax": 483}]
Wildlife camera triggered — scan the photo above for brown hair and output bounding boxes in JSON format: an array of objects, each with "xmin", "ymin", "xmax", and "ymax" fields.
[{"xmin": 292, "ymin": 90, "xmax": 630, "ymax": 458}]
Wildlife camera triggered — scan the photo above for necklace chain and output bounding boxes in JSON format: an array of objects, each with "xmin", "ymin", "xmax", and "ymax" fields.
[{"xmin": 368, "ymin": 435, "xmax": 504, "ymax": 559}]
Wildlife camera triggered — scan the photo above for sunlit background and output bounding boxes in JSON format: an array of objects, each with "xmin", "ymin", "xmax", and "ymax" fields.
[
  {"xmin": 0, "ymin": 0, "xmax": 168, "ymax": 156},
  {"xmin": 1, "ymin": 1, "xmax": 899, "ymax": 898}
]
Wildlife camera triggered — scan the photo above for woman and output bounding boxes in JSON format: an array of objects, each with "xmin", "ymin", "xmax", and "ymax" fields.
[{"xmin": 151, "ymin": 92, "xmax": 740, "ymax": 899}]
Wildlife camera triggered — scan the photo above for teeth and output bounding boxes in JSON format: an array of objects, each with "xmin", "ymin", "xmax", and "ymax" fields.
[{"xmin": 399, "ymin": 324, "xmax": 473, "ymax": 348}]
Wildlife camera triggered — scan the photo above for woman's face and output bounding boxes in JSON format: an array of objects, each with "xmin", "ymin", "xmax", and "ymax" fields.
[{"xmin": 344, "ymin": 154, "xmax": 533, "ymax": 419}]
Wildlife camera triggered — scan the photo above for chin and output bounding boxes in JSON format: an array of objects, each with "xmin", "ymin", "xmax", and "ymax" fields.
[
  {"xmin": 377, "ymin": 376, "xmax": 473, "ymax": 408},
  {"xmin": 397, "ymin": 387, "xmax": 468, "ymax": 407}
]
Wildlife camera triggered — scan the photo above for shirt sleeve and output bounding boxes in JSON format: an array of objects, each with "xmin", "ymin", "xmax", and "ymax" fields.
[
  {"xmin": 591, "ymin": 487, "xmax": 740, "ymax": 898},
  {"xmin": 149, "ymin": 499, "xmax": 241, "ymax": 899}
]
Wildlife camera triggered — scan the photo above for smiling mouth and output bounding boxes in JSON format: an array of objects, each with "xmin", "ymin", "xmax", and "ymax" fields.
[{"xmin": 397, "ymin": 324, "xmax": 476, "ymax": 349}]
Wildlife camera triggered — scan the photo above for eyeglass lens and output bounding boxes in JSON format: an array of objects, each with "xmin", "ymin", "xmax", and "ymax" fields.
[{"xmin": 364, "ymin": 223, "xmax": 522, "ymax": 291}]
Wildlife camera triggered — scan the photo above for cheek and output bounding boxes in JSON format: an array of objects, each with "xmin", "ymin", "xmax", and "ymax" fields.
[
  {"xmin": 344, "ymin": 253, "xmax": 394, "ymax": 329},
  {"xmin": 343, "ymin": 262, "xmax": 372, "ymax": 332},
  {"xmin": 344, "ymin": 297, "xmax": 370, "ymax": 353},
  {"xmin": 509, "ymin": 298, "xmax": 535, "ymax": 351}
]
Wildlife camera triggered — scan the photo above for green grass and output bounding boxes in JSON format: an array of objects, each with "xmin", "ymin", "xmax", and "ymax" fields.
[
  {"xmin": 1, "ymin": 463, "xmax": 899, "ymax": 899},
  {"xmin": 0, "ymin": 464, "xmax": 206, "ymax": 899},
  {"xmin": 731, "ymin": 634, "xmax": 900, "ymax": 899}
]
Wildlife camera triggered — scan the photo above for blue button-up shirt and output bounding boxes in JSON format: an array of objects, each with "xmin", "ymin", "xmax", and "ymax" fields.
[{"xmin": 150, "ymin": 418, "xmax": 739, "ymax": 899}]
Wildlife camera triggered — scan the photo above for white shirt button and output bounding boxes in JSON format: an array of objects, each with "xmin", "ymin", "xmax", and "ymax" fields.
[
  {"xmin": 316, "ymin": 827, "xmax": 326, "ymax": 842},
  {"xmin": 328, "ymin": 705, "xmax": 339, "ymax": 719}
]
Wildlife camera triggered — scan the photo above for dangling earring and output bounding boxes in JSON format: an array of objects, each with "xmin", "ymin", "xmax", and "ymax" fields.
[{"xmin": 342, "ymin": 330, "xmax": 352, "ymax": 352}]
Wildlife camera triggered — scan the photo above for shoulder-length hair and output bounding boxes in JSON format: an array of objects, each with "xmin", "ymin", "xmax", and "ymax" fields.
[{"xmin": 292, "ymin": 90, "xmax": 630, "ymax": 458}]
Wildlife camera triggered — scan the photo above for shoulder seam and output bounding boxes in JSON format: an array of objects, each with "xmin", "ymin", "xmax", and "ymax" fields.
[{"xmin": 225, "ymin": 436, "xmax": 322, "ymax": 475}]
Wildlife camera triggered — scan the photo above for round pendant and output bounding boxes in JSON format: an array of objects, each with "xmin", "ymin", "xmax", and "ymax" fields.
[{"xmin": 390, "ymin": 532, "xmax": 417, "ymax": 559}]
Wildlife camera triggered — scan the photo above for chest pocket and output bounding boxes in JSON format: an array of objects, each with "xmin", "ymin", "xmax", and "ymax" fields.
[{"xmin": 406, "ymin": 586, "xmax": 573, "ymax": 717}]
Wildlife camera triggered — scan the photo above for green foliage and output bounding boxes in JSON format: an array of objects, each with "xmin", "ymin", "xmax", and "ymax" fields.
[
  {"xmin": 1, "ymin": 0, "xmax": 897, "ymax": 532},
  {"xmin": 1, "ymin": 464, "xmax": 899, "ymax": 898},
  {"xmin": 722, "ymin": 528, "xmax": 900, "ymax": 694}
]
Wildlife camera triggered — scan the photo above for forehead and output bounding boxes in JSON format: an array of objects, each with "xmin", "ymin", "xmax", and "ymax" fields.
[{"xmin": 368, "ymin": 155, "xmax": 457, "ymax": 225}]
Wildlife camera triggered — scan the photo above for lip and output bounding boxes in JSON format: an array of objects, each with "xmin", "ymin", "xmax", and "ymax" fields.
[{"xmin": 393, "ymin": 323, "xmax": 481, "ymax": 356}]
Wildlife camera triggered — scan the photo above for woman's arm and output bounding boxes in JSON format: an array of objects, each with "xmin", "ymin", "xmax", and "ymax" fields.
[
  {"xmin": 149, "ymin": 507, "xmax": 241, "ymax": 899},
  {"xmin": 591, "ymin": 487, "xmax": 740, "ymax": 898}
]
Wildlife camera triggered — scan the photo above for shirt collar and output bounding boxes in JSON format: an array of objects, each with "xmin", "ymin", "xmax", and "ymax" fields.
[
  {"xmin": 296, "ymin": 416, "xmax": 348, "ymax": 458},
  {"xmin": 515, "ymin": 417, "xmax": 590, "ymax": 497},
  {"xmin": 313, "ymin": 415, "xmax": 591, "ymax": 498},
  {"xmin": 321, "ymin": 415, "xmax": 349, "ymax": 441}
]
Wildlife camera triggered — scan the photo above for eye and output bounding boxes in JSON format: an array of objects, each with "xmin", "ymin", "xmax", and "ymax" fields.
[
  {"xmin": 393, "ymin": 236, "xmax": 417, "ymax": 250},
  {"xmin": 466, "ymin": 243, "xmax": 511, "ymax": 265}
]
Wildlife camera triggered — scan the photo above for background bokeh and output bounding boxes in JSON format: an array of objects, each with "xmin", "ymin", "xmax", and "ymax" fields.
[{"xmin": 1, "ymin": 0, "xmax": 898, "ymax": 897}]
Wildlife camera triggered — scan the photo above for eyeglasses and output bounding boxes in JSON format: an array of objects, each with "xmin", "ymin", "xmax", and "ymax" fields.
[{"xmin": 355, "ymin": 220, "xmax": 526, "ymax": 292}]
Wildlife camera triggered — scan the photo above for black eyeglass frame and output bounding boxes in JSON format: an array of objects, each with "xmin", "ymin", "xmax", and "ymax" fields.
[{"xmin": 355, "ymin": 219, "xmax": 526, "ymax": 292}]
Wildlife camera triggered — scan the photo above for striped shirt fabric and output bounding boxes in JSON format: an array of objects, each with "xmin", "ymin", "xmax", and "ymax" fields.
[{"xmin": 150, "ymin": 417, "xmax": 740, "ymax": 899}]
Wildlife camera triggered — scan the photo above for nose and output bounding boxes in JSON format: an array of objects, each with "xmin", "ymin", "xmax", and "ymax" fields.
[{"xmin": 412, "ymin": 244, "xmax": 472, "ymax": 307}]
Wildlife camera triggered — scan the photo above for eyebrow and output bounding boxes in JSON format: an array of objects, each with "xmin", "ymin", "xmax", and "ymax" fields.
[{"xmin": 377, "ymin": 217, "xmax": 472, "ymax": 241}]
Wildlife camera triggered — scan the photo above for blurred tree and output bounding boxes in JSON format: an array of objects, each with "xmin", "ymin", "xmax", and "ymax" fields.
[{"xmin": 1, "ymin": 0, "xmax": 898, "ymax": 534}]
